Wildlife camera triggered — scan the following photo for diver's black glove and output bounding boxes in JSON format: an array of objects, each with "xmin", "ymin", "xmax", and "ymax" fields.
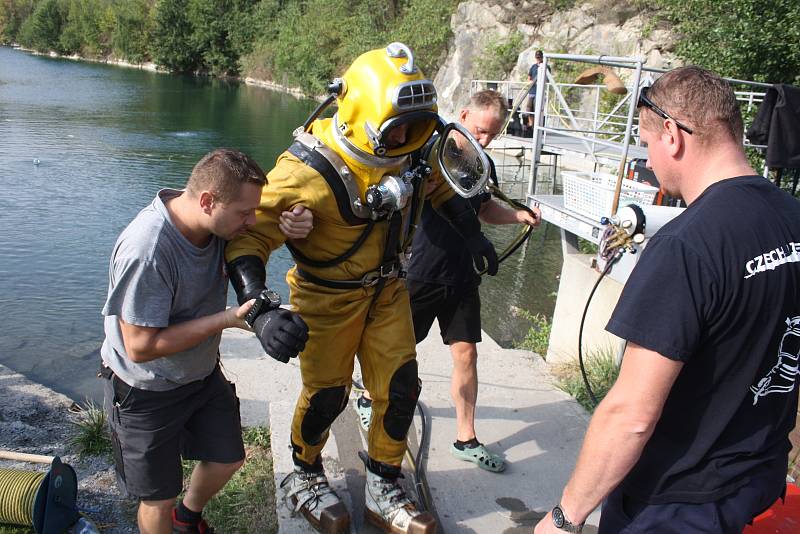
[
  {"xmin": 464, "ymin": 232, "xmax": 498, "ymax": 276},
  {"xmin": 253, "ymin": 308, "xmax": 309, "ymax": 363},
  {"xmin": 436, "ymin": 195, "xmax": 499, "ymax": 276}
]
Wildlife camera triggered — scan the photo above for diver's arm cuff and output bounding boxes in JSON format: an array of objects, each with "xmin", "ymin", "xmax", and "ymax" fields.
[{"xmin": 226, "ymin": 255, "xmax": 267, "ymax": 304}]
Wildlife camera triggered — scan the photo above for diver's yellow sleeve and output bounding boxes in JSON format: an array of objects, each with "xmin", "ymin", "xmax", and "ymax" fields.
[
  {"xmin": 226, "ymin": 153, "xmax": 326, "ymax": 264},
  {"xmin": 227, "ymin": 150, "xmax": 396, "ymax": 281}
]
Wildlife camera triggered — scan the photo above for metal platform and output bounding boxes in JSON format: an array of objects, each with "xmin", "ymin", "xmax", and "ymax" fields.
[{"xmin": 529, "ymin": 194, "xmax": 605, "ymax": 244}]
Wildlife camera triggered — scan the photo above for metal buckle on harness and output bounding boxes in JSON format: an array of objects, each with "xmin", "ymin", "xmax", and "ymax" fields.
[
  {"xmin": 360, "ymin": 261, "xmax": 401, "ymax": 287},
  {"xmin": 361, "ymin": 272, "xmax": 381, "ymax": 287},
  {"xmin": 379, "ymin": 262, "xmax": 398, "ymax": 278}
]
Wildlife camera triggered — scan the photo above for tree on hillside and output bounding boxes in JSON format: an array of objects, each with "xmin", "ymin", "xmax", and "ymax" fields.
[
  {"xmin": 111, "ymin": 0, "xmax": 154, "ymax": 63},
  {"xmin": 18, "ymin": 0, "xmax": 65, "ymax": 52},
  {"xmin": 59, "ymin": 0, "xmax": 110, "ymax": 56},
  {"xmin": 656, "ymin": 0, "xmax": 800, "ymax": 84},
  {"xmin": 188, "ymin": 0, "xmax": 238, "ymax": 76},
  {"xmin": 150, "ymin": 0, "xmax": 197, "ymax": 72},
  {"xmin": 0, "ymin": 0, "xmax": 36, "ymax": 43}
]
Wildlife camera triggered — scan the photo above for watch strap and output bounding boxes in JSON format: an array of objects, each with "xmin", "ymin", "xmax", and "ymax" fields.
[{"xmin": 552, "ymin": 504, "xmax": 583, "ymax": 533}]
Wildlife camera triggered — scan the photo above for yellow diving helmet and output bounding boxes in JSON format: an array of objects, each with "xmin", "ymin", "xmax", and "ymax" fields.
[{"xmin": 330, "ymin": 42, "xmax": 440, "ymax": 166}]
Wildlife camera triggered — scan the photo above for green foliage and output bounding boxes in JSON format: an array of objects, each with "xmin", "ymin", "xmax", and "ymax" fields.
[
  {"xmin": 59, "ymin": 0, "xmax": 108, "ymax": 55},
  {"xmin": 554, "ymin": 347, "xmax": 620, "ymax": 413},
  {"xmin": 514, "ymin": 308, "xmax": 552, "ymax": 357},
  {"xmin": 655, "ymin": 0, "xmax": 800, "ymax": 85},
  {"xmin": 475, "ymin": 30, "xmax": 525, "ymax": 80},
  {"xmin": 151, "ymin": 0, "xmax": 197, "ymax": 72},
  {"xmin": 261, "ymin": 0, "xmax": 348, "ymax": 93},
  {"xmin": 18, "ymin": 0, "xmax": 65, "ymax": 52},
  {"xmin": 577, "ymin": 237, "xmax": 598, "ymax": 255},
  {"xmin": 188, "ymin": 0, "xmax": 239, "ymax": 75},
  {"xmin": 68, "ymin": 399, "xmax": 112, "ymax": 458},
  {"xmin": 182, "ymin": 426, "xmax": 276, "ymax": 533},
  {"xmin": 390, "ymin": 0, "xmax": 457, "ymax": 77},
  {"xmin": 242, "ymin": 0, "xmax": 457, "ymax": 95},
  {"xmin": 0, "ymin": 0, "xmax": 36, "ymax": 43},
  {"xmin": 7, "ymin": 0, "xmax": 460, "ymax": 92},
  {"xmin": 111, "ymin": 0, "xmax": 152, "ymax": 62},
  {"xmin": 545, "ymin": 0, "xmax": 576, "ymax": 8}
]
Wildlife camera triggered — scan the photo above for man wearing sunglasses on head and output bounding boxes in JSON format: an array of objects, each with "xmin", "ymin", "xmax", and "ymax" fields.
[{"xmin": 535, "ymin": 66, "xmax": 800, "ymax": 533}]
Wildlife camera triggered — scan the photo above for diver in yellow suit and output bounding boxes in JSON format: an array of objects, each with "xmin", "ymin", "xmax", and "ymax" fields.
[{"xmin": 225, "ymin": 43, "xmax": 498, "ymax": 534}]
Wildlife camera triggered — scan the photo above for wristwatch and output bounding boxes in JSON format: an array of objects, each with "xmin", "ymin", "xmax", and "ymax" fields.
[
  {"xmin": 244, "ymin": 289, "xmax": 282, "ymax": 327},
  {"xmin": 551, "ymin": 504, "xmax": 583, "ymax": 533}
]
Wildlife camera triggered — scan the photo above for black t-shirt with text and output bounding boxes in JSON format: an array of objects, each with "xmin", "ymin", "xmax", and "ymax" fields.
[
  {"xmin": 406, "ymin": 159, "xmax": 497, "ymax": 287},
  {"xmin": 607, "ymin": 175, "xmax": 800, "ymax": 504}
]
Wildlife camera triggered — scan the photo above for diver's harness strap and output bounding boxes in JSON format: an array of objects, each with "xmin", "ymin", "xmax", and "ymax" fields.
[
  {"xmin": 295, "ymin": 211, "xmax": 405, "ymax": 290},
  {"xmin": 288, "ymin": 132, "xmax": 372, "ymax": 225},
  {"xmin": 287, "ymin": 220, "xmax": 375, "ymax": 269},
  {"xmin": 286, "ymin": 133, "xmax": 406, "ymax": 290}
]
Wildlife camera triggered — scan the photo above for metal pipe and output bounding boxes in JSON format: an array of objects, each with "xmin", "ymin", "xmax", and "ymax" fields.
[{"xmin": 611, "ymin": 59, "xmax": 643, "ymax": 214}]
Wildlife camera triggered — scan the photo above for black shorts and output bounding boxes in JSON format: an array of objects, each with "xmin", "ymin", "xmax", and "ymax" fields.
[
  {"xmin": 102, "ymin": 365, "xmax": 245, "ymax": 501},
  {"xmin": 407, "ymin": 280, "xmax": 481, "ymax": 345}
]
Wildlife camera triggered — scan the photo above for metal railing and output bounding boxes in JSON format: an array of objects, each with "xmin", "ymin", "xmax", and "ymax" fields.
[{"xmin": 472, "ymin": 54, "xmax": 771, "ymax": 198}]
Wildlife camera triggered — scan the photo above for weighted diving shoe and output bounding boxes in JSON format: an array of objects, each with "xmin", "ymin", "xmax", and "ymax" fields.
[
  {"xmin": 364, "ymin": 470, "xmax": 437, "ymax": 534},
  {"xmin": 280, "ymin": 465, "xmax": 350, "ymax": 533}
]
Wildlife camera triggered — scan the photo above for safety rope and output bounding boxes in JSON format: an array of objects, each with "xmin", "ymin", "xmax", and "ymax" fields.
[{"xmin": 0, "ymin": 468, "xmax": 45, "ymax": 526}]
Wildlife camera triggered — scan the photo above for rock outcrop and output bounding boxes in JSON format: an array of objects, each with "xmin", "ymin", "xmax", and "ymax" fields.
[{"xmin": 434, "ymin": 0, "xmax": 678, "ymax": 117}]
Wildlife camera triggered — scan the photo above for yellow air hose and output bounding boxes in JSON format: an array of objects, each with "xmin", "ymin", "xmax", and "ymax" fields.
[{"xmin": 0, "ymin": 467, "xmax": 45, "ymax": 526}]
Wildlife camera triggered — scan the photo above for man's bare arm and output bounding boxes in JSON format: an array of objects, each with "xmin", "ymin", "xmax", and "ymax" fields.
[
  {"xmin": 119, "ymin": 300, "xmax": 254, "ymax": 363},
  {"xmin": 535, "ymin": 342, "xmax": 683, "ymax": 532}
]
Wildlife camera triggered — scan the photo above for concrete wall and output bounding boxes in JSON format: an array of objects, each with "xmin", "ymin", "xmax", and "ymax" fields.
[{"xmin": 547, "ymin": 252, "xmax": 624, "ymax": 364}]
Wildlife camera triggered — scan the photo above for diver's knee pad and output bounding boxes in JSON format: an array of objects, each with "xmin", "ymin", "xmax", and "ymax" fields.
[
  {"xmin": 383, "ymin": 360, "xmax": 422, "ymax": 441},
  {"xmin": 301, "ymin": 385, "xmax": 350, "ymax": 446}
]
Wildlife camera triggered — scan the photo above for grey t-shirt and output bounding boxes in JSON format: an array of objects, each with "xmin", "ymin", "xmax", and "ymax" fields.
[{"xmin": 100, "ymin": 189, "xmax": 227, "ymax": 391}]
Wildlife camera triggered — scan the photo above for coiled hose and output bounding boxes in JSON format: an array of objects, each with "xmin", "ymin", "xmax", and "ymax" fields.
[{"xmin": 0, "ymin": 468, "xmax": 45, "ymax": 526}]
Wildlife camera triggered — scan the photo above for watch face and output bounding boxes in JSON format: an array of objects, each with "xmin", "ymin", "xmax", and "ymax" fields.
[
  {"xmin": 552, "ymin": 506, "xmax": 565, "ymax": 528},
  {"xmin": 263, "ymin": 290, "xmax": 281, "ymax": 306}
]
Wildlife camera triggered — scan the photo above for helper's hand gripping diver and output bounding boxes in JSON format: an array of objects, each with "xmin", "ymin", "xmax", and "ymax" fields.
[
  {"xmin": 227, "ymin": 255, "xmax": 309, "ymax": 363},
  {"xmin": 438, "ymin": 194, "xmax": 499, "ymax": 275}
]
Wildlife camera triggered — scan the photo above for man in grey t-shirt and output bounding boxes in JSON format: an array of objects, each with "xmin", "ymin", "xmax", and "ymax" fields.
[{"xmin": 101, "ymin": 148, "xmax": 311, "ymax": 533}]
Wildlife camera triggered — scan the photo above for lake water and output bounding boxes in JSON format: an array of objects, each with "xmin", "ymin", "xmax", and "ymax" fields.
[{"xmin": 0, "ymin": 47, "xmax": 562, "ymax": 403}]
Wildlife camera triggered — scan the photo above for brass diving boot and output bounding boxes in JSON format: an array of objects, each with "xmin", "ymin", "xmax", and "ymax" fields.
[
  {"xmin": 280, "ymin": 466, "xmax": 350, "ymax": 533},
  {"xmin": 364, "ymin": 469, "xmax": 436, "ymax": 534}
]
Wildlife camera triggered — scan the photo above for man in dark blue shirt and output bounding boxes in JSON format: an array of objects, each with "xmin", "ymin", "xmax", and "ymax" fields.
[
  {"xmin": 356, "ymin": 90, "xmax": 540, "ymax": 473},
  {"xmin": 535, "ymin": 67, "xmax": 800, "ymax": 534}
]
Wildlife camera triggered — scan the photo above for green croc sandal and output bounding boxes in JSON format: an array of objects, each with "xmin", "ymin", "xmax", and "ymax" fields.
[
  {"xmin": 450, "ymin": 442, "xmax": 506, "ymax": 473},
  {"xmin": 355, "ymin": 394, "xmax": 372, "ymax": 431}
]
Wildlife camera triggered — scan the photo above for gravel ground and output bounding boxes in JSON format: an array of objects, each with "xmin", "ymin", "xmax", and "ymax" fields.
[{"xmin": 0, "ymin": 364, "xmax": 137, "ymax": 533}]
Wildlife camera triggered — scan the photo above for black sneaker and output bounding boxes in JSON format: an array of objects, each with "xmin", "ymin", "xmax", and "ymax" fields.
[{"xmin": 172, "ymin": 508, "xmax": 215, "ymax": 534}]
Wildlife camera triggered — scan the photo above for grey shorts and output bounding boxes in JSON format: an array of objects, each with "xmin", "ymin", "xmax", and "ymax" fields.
[{"xmin": 102, "ymin": 365, "xmax": 245, "ymax": 501}]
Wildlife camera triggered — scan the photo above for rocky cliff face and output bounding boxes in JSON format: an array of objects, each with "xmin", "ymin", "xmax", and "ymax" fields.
[{"xmin": 434, "ymin": 0, "xmax": 678, "ymax": 117}]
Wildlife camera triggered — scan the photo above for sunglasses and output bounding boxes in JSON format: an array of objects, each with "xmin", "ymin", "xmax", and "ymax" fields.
[{"xmin": 638, "ymin": 86, "xmax": 694, "ymax": 135}]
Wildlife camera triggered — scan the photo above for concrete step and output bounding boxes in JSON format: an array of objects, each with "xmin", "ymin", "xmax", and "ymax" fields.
[{"xmin": 220, "ymin": 325, "xmax": 601, "ymax": 533}]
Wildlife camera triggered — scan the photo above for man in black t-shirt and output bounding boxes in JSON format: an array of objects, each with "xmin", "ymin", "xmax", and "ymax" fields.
[
  {"xmin": 535, "ymin": 67, "xmax": 800, "ymax": 534},
  {"xmin": 356, "ymin": 90, "xmax": 541, "ymax": 473}
]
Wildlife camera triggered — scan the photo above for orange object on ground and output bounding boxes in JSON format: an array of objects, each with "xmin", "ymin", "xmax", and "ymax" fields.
[{"xmin": 744, "ymin": 482, "xmax": 800, "ymax": 533}]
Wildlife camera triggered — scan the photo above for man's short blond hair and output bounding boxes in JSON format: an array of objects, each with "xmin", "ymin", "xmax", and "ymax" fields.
[
  {"xmin": 641, "ymin": 66, "xmax": 744, "ymax": 145},
  {"xmin": 467, "ymin": 90, "xmax": 509, "ymax": 123},
  {"xmin": 186, "ymin": 148, "xmax": 266, "ymax": 203}
]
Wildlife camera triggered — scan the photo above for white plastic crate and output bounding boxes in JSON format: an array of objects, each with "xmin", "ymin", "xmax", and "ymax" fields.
[{"xmin": 562, "ymin": 171, "xmax": 658, "ymax": 220}]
